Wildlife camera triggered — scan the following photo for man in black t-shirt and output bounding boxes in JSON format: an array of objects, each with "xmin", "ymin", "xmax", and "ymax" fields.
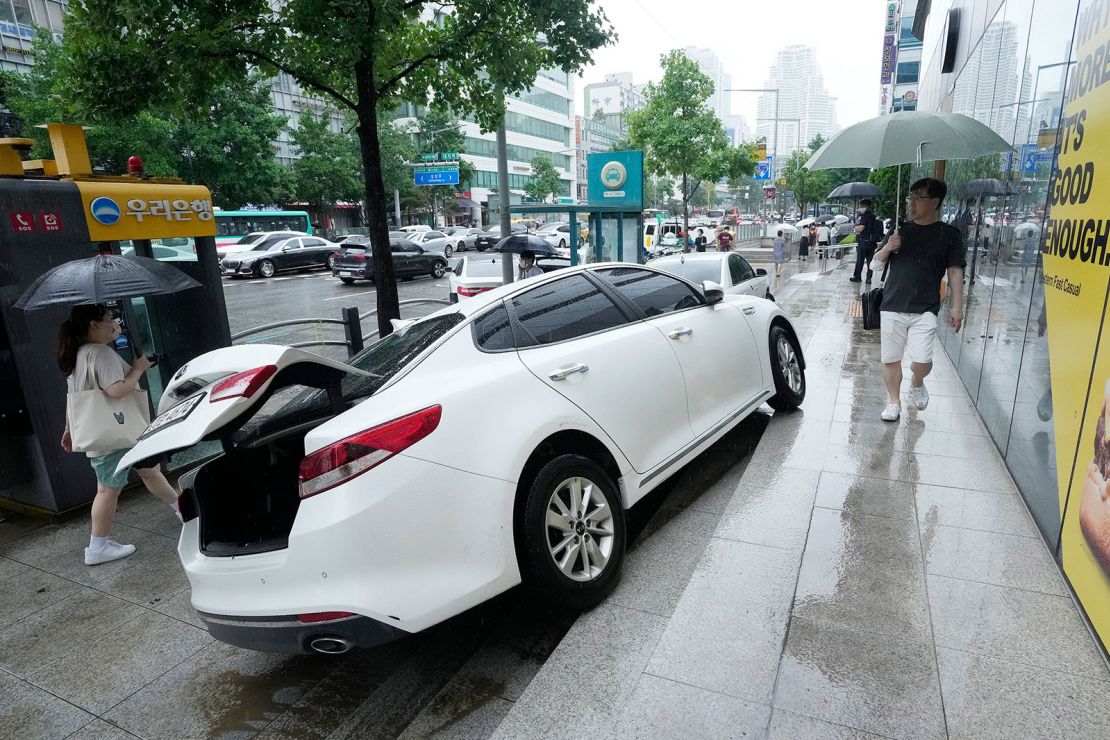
[{"xmin": 870, "ymin": 178, "xmax": 966, "ymax": 422}]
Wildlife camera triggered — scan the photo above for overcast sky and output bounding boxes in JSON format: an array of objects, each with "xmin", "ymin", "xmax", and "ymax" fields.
[{"xmin": 574, "ymin": 0, "xmax": 888, "ymax": 129}]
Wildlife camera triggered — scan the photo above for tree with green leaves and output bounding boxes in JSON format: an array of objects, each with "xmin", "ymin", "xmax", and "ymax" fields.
[
  {"xmin": 645, "ymin": 175, "xmax": 675, "ymax": 210},
  {"xmin": 58, "ymin": 1, "xmax": 614, "ymax": 336},
  {"xmin": 627, "ymin": 50, "xmax": 754, "ymax": 236},
  {"xmin": 290, "ymin": 108, "xmax": 364, "ymax": 225},
  {"xmin": 868, "ymin": 165, "xmax": 912, "ymax": 222},
  {"xmin": 415, "ymin": 109, "xmax": 475, "ymax": 224},
  {"xmin": 1, "ymin": 32, "xmax": 288, "ymax": 207},
  {"xmin": 524, "ymin": 155, "xmax": 562, "ymax": 203},
  {"xmin": 782, "ymin": 150, "xmax": 830, "ymax": 218}
]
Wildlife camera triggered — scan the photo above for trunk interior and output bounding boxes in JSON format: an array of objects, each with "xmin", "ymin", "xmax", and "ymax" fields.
[{"xmin": 187, "ymin": 426, "xmax": 318, "ymax": 557}]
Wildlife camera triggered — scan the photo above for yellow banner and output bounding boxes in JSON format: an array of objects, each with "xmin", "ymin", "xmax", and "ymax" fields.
[
  {"xmin": 74, "ymin": 181, "xmax": 217, "ymax": 242},
  {"xmin": 1047, "ymin": 0, "xmax": 1110, "ymax": 644}
]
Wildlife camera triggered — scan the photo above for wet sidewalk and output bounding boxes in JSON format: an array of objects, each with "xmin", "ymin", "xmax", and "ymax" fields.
[{"xmin": 492, "ymin": 257, "xmax": 1110, "ymax": 739}]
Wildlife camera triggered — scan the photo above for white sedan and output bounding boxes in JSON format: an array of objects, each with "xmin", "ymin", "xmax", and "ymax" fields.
[
  {"xmin": 651, "ymin": 252, "xmax": 772, "ymax": 300},
  {"xmin": 404, "ymin": 229, "xmax": 455, "ymax": 257},
  {"xmin": 121, "ymin": 263, "xmax": 806, "ymax": 655}
]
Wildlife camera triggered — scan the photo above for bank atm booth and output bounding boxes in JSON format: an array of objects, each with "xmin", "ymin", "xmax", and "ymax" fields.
[
  {"xmin": 0, "ymin": 124, "xmax": 230, "ymax": 515},
  {"xmin": 511, "ymin": 151, "xmax": 646, "ymax": 265}
]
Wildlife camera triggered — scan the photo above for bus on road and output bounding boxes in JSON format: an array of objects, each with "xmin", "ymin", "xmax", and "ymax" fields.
[{"xmin": 215, "ymin": 210, "xmax": 312, "ymax": 248}]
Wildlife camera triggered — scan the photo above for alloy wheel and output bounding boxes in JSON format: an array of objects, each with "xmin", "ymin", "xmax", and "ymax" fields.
[
  {"xmin": 545, "ymin": 477, "xmax": 615, "ymax": 583},
  {"xmin": 777, "ymin": 336, "xmax": 802, "ymax": 394},
  {"xmin": 259, "ymin": 260, "xmax": 275, "ymax": 278}
]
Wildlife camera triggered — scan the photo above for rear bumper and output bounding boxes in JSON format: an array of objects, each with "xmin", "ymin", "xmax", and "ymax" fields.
[
  {"xmin": 198, "ymin": 610, "xmax": 406, "ymax": 654},
  {"xmin": 333, "ymin": 268, "xmax": 370, "ymax": 278}
]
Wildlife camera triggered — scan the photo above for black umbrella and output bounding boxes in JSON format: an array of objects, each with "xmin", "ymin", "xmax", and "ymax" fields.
[
  {"xmin": 14, "ymin": 253, "xmax": 201, "ymax": 310},
  {"xmin": 495, "ymin": 234, "xmax": 558, "ymax": 257},
  {"xmin": 827, "ymin": 182, "xmax": 882, "ymax": 200},
  {"xmin": 963, "ymin": 178, "xmax": 1011, "ymax": 197}
]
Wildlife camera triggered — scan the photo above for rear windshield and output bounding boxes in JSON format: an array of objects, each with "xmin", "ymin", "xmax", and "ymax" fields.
[
  {"xmin": 465, "ymin": 259, "xmax": 505, "ymax": 277},
  {"xmin": 656, "ymin": 260, "xmax": 721, "ymax": 285},
  {"xmin": 341, "ymin": 246, "xmax": 369, "ymax": 255},
  {"xmin": 236, "ymin": 314, "xmax": 465, "ymax": 441}
]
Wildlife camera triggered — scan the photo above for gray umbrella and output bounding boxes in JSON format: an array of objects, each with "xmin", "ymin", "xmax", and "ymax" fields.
[
  {"xmin": 14, "ymin": 253, "xmax": 201, "ymax": 310},
  {"xmin": 827, "ymin": 182, "xmax": 882, "ymax": 200}
]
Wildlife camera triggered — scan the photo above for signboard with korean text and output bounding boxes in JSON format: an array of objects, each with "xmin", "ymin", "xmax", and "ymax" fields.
[
  {"xmin": 74, "ymin": 181, "xmax": 217, "ymax": 242},
  {"xmin": 754, "ymin": 157, "xmax": 773, "ymax": 181},
  {"xmin": 586, "ymin": 151, "xmax": 644, "ymax": 209},
  {"xmin": 414, "ymin": 168, "xmax": 461, "ymax": 186}
]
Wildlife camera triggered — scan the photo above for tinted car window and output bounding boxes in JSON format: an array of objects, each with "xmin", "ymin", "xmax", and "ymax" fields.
[
  {"xmin": 473, "ymin": 303, "xmax": 515, "ymax": 351},
  {"xmin": 237, "ymin": 314, "xmax": 466, "ymax": 441},
  {"xmin": 340, "ymin": 246, "xmax": 368, "ymax": 255},
  {"xmin": 302, "ymin": 238, "xmax": 326, "ymax": 247},
  {"xmin": 735, "ymin": 255, "xmax": 756, "ymax": 281},
  {"xmin": 598, "ymin": 267, "xmax": 702, "ymax": 317},
  {"xmin": 511, "ymin": 275, "xmax": 628, "ymax": 345},
  {"xmin": 728, "ymin": 255, "xmax": 745, "ymax": 285},
  {"xmin": 656, "ymin": 259, "xmax": 721, "ymax": 287},
  {"xmin": 426, "ymin": 231, "xmax": 445, "ymax": 240}
]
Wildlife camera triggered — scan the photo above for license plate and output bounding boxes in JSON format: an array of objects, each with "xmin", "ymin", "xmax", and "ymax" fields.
[
  {"xmin": 339, "ymin": 271, "xmax": 352, "ymax": 277},
  {"xmin": 140, "ymin": 393, "xmax": 203, "ymax": 439}
]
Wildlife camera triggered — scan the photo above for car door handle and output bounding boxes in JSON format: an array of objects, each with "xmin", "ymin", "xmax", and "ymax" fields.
[
  {"xmin": 668, "ymin": 327, "xmax": 694, "ymax": 340},
  {"xmin": 548, "ymin": 363, "xmax": 589, "ymax": 381}
]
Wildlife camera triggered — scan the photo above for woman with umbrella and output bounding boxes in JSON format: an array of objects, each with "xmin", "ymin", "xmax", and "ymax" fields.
[{"xmin": 58, "ymin": 304, "xmax": 181, "ymax": 565}]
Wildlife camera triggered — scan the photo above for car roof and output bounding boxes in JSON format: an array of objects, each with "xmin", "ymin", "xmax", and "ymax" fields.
[{"xmin": 652, "ymin": 253, "xmax": 729, "ymax": 263}]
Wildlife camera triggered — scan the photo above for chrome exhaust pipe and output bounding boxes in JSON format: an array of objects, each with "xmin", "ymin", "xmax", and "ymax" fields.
[{"xmin": 309, "ymin": 636, "xmax": 353, "ymax": 655}]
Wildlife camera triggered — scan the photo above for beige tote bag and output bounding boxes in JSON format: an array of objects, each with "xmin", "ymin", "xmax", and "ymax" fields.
[{"xmin": 67, "ymin": 357, "xmax": 150, "ymax": 453}]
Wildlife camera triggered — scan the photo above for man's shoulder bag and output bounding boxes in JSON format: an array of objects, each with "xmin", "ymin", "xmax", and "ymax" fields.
[{"xmin": 861, "ymin": 259, "xmax": 890, "ymax": 331}]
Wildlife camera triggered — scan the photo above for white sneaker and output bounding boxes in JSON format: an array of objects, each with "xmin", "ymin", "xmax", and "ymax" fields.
[
  {"xmin": 910, "ymin": 384, "xmax": 930, "ymax": 410},
  {"xmin": 84, "ymin": 540, "xmax": 136, "ymax": 566},
  {"xmin": 881, "ymin": 403, "xmax": 901, "ymax": 422}
]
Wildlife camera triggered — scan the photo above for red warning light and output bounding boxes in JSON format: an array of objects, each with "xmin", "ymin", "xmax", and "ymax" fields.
[{"xmin": 127, "ymin": 155, "xmax": 144, "ymax": 177}]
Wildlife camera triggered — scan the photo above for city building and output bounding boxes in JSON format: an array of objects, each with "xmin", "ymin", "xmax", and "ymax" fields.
[
  {"xmin": 723, "ymin": 114, "xmax": 752, "ymax": 146},
  {"xmin": 915, "ymin": 0, "xmax": 1110, "ymax": 658},
  {"xmin": 0, "ymin": 0, "xmax": 64, "ymax": 74},
  {"xmin": 755, "ymin": 45, "xmax": 839, "ymax": 166},
  {"xmin": 879, "ymin": 0, "xmax": 924, "ymax": 114},
  {"xmin": 684, "ymin": 46, "xmax": 732, "ymax": 121},
  {"xmin": 395, "ymin": 69, "xmax": 576, "ymax": 225},
  {"xmin": 574, "ymin": 114, "xmax": 623, "ymax": 201},
  {"xmin": 582, "ymin": 72, "xmax": 645, "ymax": 133}
]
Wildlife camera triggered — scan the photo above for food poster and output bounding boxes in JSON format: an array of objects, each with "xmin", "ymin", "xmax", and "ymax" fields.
[{"xmin": 1045, "ymin": 0, "xmax": 1110, "ymax": 645}]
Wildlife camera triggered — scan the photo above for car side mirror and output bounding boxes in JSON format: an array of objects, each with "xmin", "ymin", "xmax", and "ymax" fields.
[
  {"xmin": 756, "ymin": 268, "xmax": 768, "ymax": 277},
  {"xmin": 702, "ymin": 280, "xmax": 725, "ymax": 305}
]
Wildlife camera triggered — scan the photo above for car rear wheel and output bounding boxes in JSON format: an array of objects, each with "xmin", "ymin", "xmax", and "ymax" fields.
[
  {"xmin": 443, "ymin": 245, "xmax": 453, "ymax": 258},
  {"xmin": 768, "ymin": 324, "xmax": 805, "ymax": 411},
  {"xmin": 457, "ymin": 241, "xmax": 466, "ymax": 252},
  {"xmin": 327, "ymin": 254, "xmax": 337, "ymax": 270},
  {"xmin": 477, "ymin": 245, "xmax": 487, "ymax": 252},
  {"xmin": 257, "ymin": 260, "xmax": 275, "ymax": 278},
  {"xmin": 559, "ymin": 239, "xmax": 566, "ymax": 248},
  {"xmin": 520, "ymin": 454, "xmax": 626, "ymax": 609},
  {"xmin": 431, "ymin": 261, "xmax": 447, "ymax": 279}
]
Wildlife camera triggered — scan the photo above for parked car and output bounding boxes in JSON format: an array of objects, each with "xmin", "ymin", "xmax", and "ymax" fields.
[
  {"xmin": 651, "ymin": 252, "xmax": 772, "ymax": 300},
  {"xmin": 121, "ymin": 262, "xmax": 806, "ymax": 655},
  {"xmin": 220, "ymin": 235, "xmax": 341, "ymax": 278},
  {"xmin": 398, "ymin": 225, "xmax": 431, "ymax": 234},
  {"xmin": 216, "ymin": 231, "xmax": 305, "ymax": 261},
  {"xmin": 403, "ymin": 229, "xmax": 456, "ymax": 257},
  {"xmin": 333, "ymin": 238, "xmax": 448, "ymax": 284},
  {"xmin": 536, "ymin": 223, "xmax": 573, "ymax": 249},
  {"xmin": 448, "ymin": 254, "xmax": 570, "ymax": 302},
  {"xmin": 443, "ymin": 227, "xmax": 485, "ymax": 252},
  {"xmin": 121, "ymin": 243, "xmax": 197, "ymax": 261}
]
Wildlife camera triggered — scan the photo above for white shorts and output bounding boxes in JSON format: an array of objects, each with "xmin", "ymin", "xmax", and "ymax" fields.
[{"xmin": 880, "ymin": 311, "xmax": 937, "ymax": 364}]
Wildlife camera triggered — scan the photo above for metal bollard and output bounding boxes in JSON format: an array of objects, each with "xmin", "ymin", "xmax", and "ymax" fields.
[{"xmin": 342, "ymin": 306, "xmax": 364, "ymax": 357}]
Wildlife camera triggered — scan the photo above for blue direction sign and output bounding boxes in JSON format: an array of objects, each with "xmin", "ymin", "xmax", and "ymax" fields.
[
  {"xmin": 414, "ymin": 168, "xmax": 460, "ymax": 186},
  {"xmin": 1020, "ymin": 144, "xmax": 1054, "ymax": 173},
  {"xmin": 754, "ymin": 156, "xmax": 773, "ymax": 181}
]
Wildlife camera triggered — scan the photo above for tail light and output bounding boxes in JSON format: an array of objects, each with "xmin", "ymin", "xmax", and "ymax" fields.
[
  {"xmin": 457, "ymin": 286, "xmax": 492, "ymax": 297},
  {"xmin": 208, "ymin": 365, "xmax": 278, "ymax": 403},
  {"xmin": 297, "ymin": 611, "xmax": 354, "ymax": 623},
  {"xmin": 298, "ymin": 405, "xmax": 442, "ymax": 499},
  {"xmin": 350, "ymin": 253, "xmax": 366, "ymax": 262}
]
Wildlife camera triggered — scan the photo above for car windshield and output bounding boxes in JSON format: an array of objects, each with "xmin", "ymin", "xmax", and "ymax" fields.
[
  {"xmin": 656, "ymin": 260, "xmax": 721, "ymax": 285},
  {"xmin": 236, "ymin": 313, "xmax": 466, "ymax": 442},
  {"xmin": 465, "ymin": 259, "xmax": 507, "ymax": 277},
  {"xmin": 236, "ymin": 233, "xmax": 265, "ymax": 245}
]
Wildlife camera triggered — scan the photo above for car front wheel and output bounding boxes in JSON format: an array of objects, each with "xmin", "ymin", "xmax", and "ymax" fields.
[
  {"xmin": 520, "ymin": 454, "xmax": 626, "ymax": 609},
  {"xmin": 768, "ymin": 324, "xmax": 805, "ymax": 411},
  {"xmin": 257, "ymin": 260, "xmax": 275, "ymax": 278},
  {"xmin": 443, "ymin": 245, "xmax": 453, "ymax": 258},
  {"xmin": 327, "ymin": 254, "xmax": 337, "ymax": 270},
  {"xmin": 431, "ymin": 261, "xmax": 446, "ymax": 279}
]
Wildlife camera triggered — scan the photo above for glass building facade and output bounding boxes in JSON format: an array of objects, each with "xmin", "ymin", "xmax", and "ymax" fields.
[{"xmin": 916, "ymin": 0, "xmax": 1110, "ymax": 650}]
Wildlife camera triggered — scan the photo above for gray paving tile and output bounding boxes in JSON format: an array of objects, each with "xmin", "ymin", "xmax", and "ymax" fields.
[
  {"xmin": 113, "ymin": 492, "xmax": 184, "ymax": 540},
  {"xmin": 93, "ymin": 541, "xmax": 190, "ymax": 609},
  {"xmin": 937, "ymin": 647, "xmax": 1110, "ymax": 739},
  {"xmin": 645, "ymin": 539, "xmax": 799, "ymax": 704},
  {"xmin": 915, "ymin": 484, "xmax": 1037, "ymax": 537},
  {"xmin": 609, "ymin": 508, "xmax": 717, "ymax": 617},
  {"xmin": 715, "ymin": 468, "xmax": 819, "ymax": 552},
  {"xmin": 814, "ymin": 472, "xmax": 916, "ymax": 521},
  {"xmin": 397, "ymin": 680, "xmax": 514, "ymax": 740},
  {"xmin": 823, "ymin": 443, "xmax": 918, "ymax": 483},
  {"xmin": 911, "ymin": 454, "xmax": 1015, "ymax": 493},
  {"xmin": 767, "ymin": 709, "xmax": 886, "ymax": 739},
  {"xmin": 792, "ymin": 508, "xmax": 931, "ymax": 639},
  {"xmin": 750, "ymin": 422, "xmax": 831, "ymax": 472},
  {"xmin": 615, "ymin": 674, "xmax": 772, "ymax": 739},
  {"xmin": 103, "ymin": 641, "xmax": 335, "ymax": 739},
  {"xmin": 28, "ymin": 610, "xmax": 211, "ymax": 715},
  {"xmin": 0, "ymin": 670, "xmax": 93, "ymax": 740},
  {"xmin": 64, "ymin": 719, "xmax": 140, "ymax": 739},
  {"xmin": 0, "ymin": 588, "xmax": 145, "ymax": 677},
  {"xmin": 920, "ymin": 522, "xmax": 1068, "ymax": 596},
  {"xmin": 0, "ymin": 559, "xmax": 84, "ymax": 629},
  {"xmin": 773, "ymin": 617, "xmax": 946, "ymax": 739},
  {"xmin": 928, "ymin": 575, "xmax": 1109, "ymax": 679},
  {"xmin": 150, "ymin": 587, "xmax": 206, "ymax": 630},
  {"xmin": 491, "ymin": 603, "xmax": 666, "ymax": 739}
]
